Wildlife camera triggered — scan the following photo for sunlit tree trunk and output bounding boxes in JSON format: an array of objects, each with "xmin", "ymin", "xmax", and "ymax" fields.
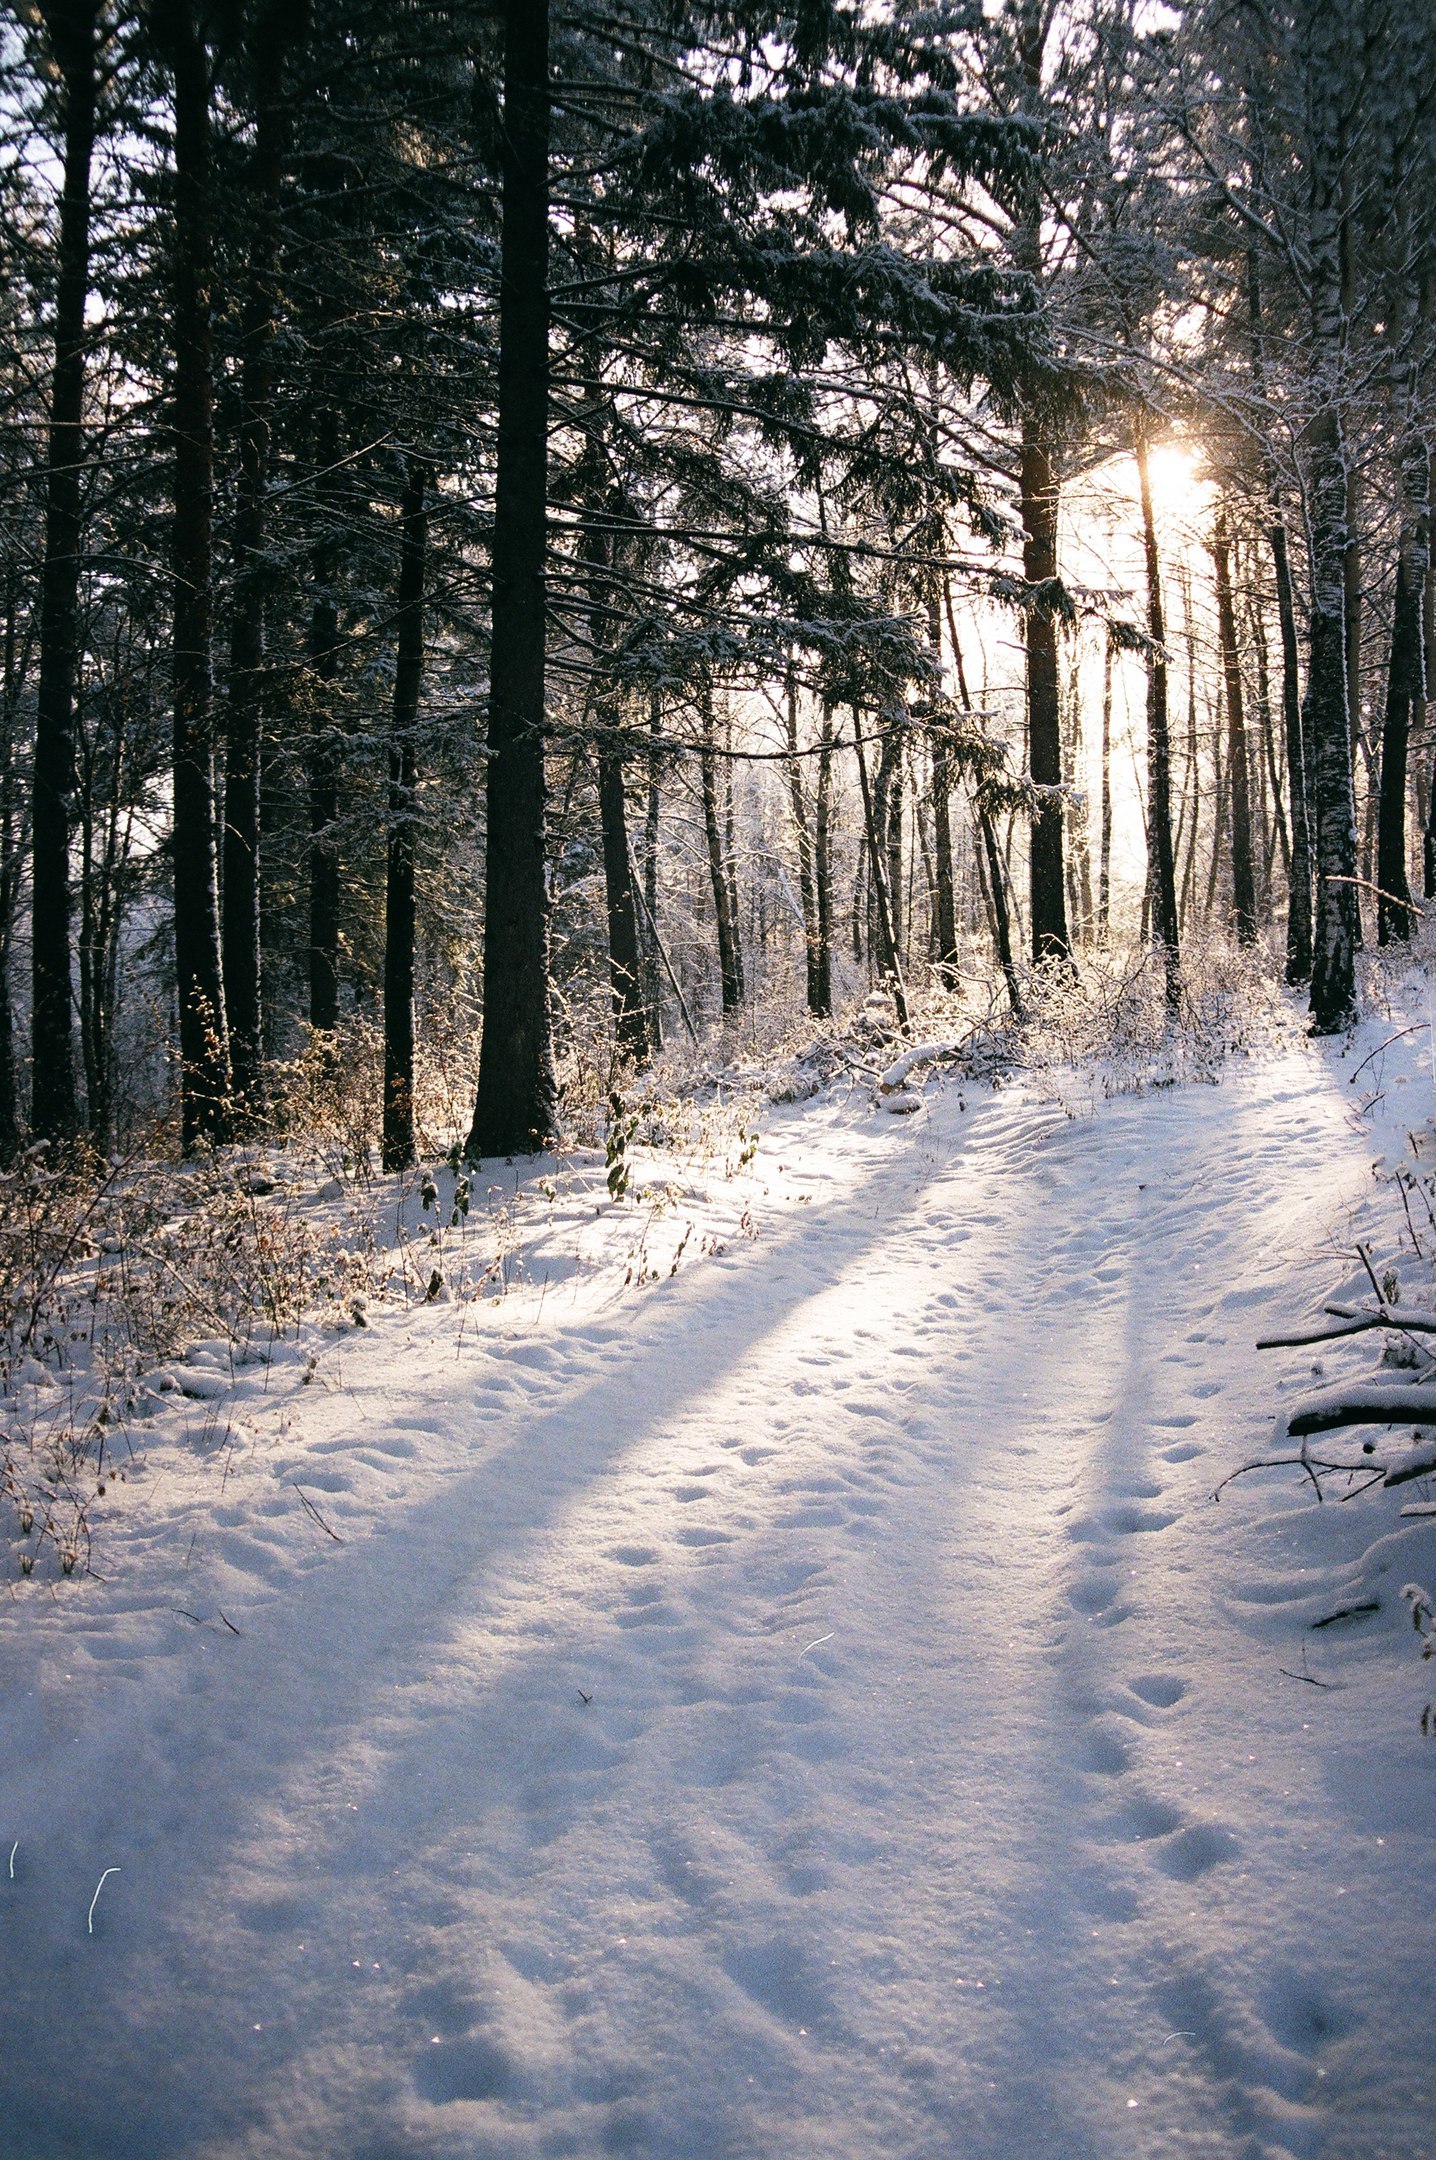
[
  {"xmin": 1212, "ymin": 507, "xmax": 1258, "ymax": 946},
  {"xmin": 382, "ymin": 460, "xmax": 426, "ymax": 1173}
]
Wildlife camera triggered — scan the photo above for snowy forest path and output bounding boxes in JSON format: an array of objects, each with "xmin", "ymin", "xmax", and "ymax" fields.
[{"xmin": 3, "ymin": 1042, "xmax": 1435, "ymax": 2160}]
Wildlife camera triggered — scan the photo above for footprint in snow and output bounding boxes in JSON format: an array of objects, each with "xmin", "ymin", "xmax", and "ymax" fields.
[
  {"xmin": 412, "ymin": 2031, "xmax": 516, "ymax": 2105},
  {"xmin": 1126, "ymin": 1672, "xmax": 1187, "ymax": 1709},
  {"xmin": 1156, "ymin": 1820, "xmax": 1241, "ymax": 1880}
]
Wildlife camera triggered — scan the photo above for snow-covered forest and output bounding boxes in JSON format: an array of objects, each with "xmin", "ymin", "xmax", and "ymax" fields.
[{"xmin": 3, "ymin": 2, "xmax": 1436, "ymax": 2155}]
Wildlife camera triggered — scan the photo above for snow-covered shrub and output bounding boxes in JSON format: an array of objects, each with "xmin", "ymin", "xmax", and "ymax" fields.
[
  {"xmin": 1017, "ymin": 933, "xmax": 1294, "ymax": 1106},
  {"xmin": 0, "ymin": 1143, "xmax": 387, "ymax": 1577}
]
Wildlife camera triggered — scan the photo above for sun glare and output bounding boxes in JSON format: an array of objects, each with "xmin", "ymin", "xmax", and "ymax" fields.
[{"xmin": 1143, "ymin": 440, "xmax": 1205, "ymax": 518}]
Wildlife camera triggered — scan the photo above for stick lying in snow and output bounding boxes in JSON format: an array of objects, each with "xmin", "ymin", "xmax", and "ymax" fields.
[
  {"xmin": 87, "ymin": 1867, "xmax": 119, "ymax": 1934},
  {"xmin": 1258, "ymin": 1301, "xmax": 1436, "ymax": 1350},
  {"xmin": 290, "ymin": 1483, "xmax": 345, "ymax": 1543}
]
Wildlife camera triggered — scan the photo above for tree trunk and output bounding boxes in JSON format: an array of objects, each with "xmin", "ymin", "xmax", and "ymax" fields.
[
  {"xmin": 1212, "ymin": 507, "xmax": 1258, "ymax": 946},
  {"xmin": 1248, "ymin": 244, "xmax": 1313, "ymax": 977},
  {"xmin": 928, "ymin": 581, "xmax": 958, "ymax": 983},
  {"xmin": 305, "ymin": 407, "xmax": 342, "ymax": 1032},
  {"xmin": 31, "ymin": 0, "xmax": 99, "ymax": 1146},
  {"xmin": 1135, "ymin": 425, "xmax": 1181, "ymax": 1004},
  {"xmin": 167, "ymin": 5, "xmax": 231, "ymax": 1148},
  {"xmin": 1250, "ymin": 594, "xmax": 1290, "ymax": 889},
  {"xmin": 642, "ymin": 688, "xmax": 663, "ymax": 1046},
  {"xmin": 1020, "ymin": 422, "xmax": 1070, "ymax": 962},
  {"xmin": 467, "ymin": 0, "xmax": 558, "ymax": 1154},
  {"xmin": 382, "ymin": 460, "xmax": 427, "ymax": 1173},
  {"xmin": 1268, "ymin": 522, "xmax": 1313, "ymax": 978},
  {"xmin": 852, "ymin": 713, "xmax": 908, "ymax": 1029},
  {"xmin": 700, "ymin": 694, "xmax": 743, "ymax": 1014},
  {"xmin": 0, "ymin": 574, "xmax": 28, "ymax": 1162},
  {"xmin": 222, "ymin": 3, "xmax": 288, "ymax": 1114},
  {"xmin": 1377, "ymin": 424, "xmax": 1429, "ymax": 943},
  {"xmin": 1098, "ymin": 630, "xmax": 1113, "ymax": 934},
  {"xmin": 598, "ymin": 740, "xmax": 652, "ymax": 1065},
  {"xmin": 1304, "ymin": 55, "xmax": 1360, "ymax": 1031},
  {"xmin": 783, "ymin": 663, "xmax": 823, "ymax": 1012},
  {"xmin": 813, "ymin": 705, "xmax": 834, "ymax": 1016}
]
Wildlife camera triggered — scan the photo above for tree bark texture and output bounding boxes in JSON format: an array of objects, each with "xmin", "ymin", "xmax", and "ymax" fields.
[
  {"xmin": 31, "ymin": 0, "xmax": 99, "ymax": 1145},
  {"xmin": 598, "ymin": 742, "xmax": 652, "ymax": 1064},
  {"xmin": 468, "ymin": 0, "xmax": 558, "ymax": 1155},
  {"xmin": 1020, "ymin": 422, "xmax": 1069, "ymax": 963},
  {"xmin": 382, "ymin": 461, "xmax": 427, "ymax": 1173},
  {"xmin": 1377, "ymin": 426, "xmax": 1429, "ymax": 943},
  {"xmin": 167, "ymin": 4, "xmax": 231, "ymax": 1148},
  {"xmin": 1303, "ymin": 21, "xmax": 1360, "ymax": 1031},
  {"xmin": 223, "ymin": 4, "xmax": 289, "ymax": 1111},
  {"xmin": 700, "ymin": 696, "xmax": 744, "ymax": 1015},
  {"xmin": 1212, "ymin": 508, "xmax": 1258, "ymax": 947}
]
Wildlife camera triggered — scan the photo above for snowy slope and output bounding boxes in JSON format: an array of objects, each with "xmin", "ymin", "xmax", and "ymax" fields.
[{"xmin": 1, "ymin": 1026, "xmax": 1434, "ymax": 2160}]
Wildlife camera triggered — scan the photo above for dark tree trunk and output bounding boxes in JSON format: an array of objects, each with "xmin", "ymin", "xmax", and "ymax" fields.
[
  {"xmin": 641, "ymin": 688, "xmax": 663, "ymax": 1046},
  {"xmin": 928, "ymin": 584, "xmax": 958, "ymax": 983},
  {"xmin": 1135, "ymin": 425, "xmax": 1181, "ymax": 1006},
  {"xmin": 783, "ymin": 665, "xmax": 823, "ymax": 1013},
  {"xmin": 875, "ymin": 727, "xmax": 903, "ymax": 970},
  {"xmin": 700, "ymin": 696, "xmax": 743, "ymax": 1014},
  {"xmin": 1251, "ymin": 595, "xmax": 1290, "ymax": 889},
  {"xmin": 31, "ymin": 0, "xmax": 99, "ymax": 1146},
  {"xmin": 0, "ymin": 575, "xmax": 27, "ymax": 1162},
  {"xmin": 305, "ymin": 409, "xmax": 342, "ymax": 1033},
  {"xmin": 1248, "ymin": 246, "xmax": 1312, "ymax": 977},
  {"xmin": 1212, "ymin": 509, "xmax": 1258, "ymax": 946},
  {"xmin": 1305, "ymin": 93, "xmax": 1360, "ymax": 1032},
  {"xmin": 1344, "ymin": 464, "xmax": 1363, "ymax": 767},
  {"xmin": 598, "ymin": 743, "xmax": 652, "ymax": 1065},
  {"xmin": 222, "ymin": 4, "xmax": 289, "ymax": 1114},
  {"xmin": 167, "ymin": 4, "xmax": 231, "ymax": 1148},
  {"xmin": 852, "ymin": 712, "xmax": 908, "ymax": 1029},
  {"xmin": 382, "ymin": 461, "xmax": 427, "ymax": 1174},
  {"xmin": 468, "ymin": 0, "xmax": 557, "ymax": 1155},
  {"xmin": 1098, "ymin": 631, "xmax": 1113, "ymax": 934},
  {"xmin": 1270, "ymin": 523, "xmax": 1313, "ymax": 978},
  {"xmin": 813, "ymin": 705, "xmax": 834, "ymax": 1016},
  {"xmin": 1377, "ymin": 434, "xmax": 1429, "ymax": 944},
  {"xmin": 1020, "ymin": 422, "xmax": 1069, "ymax": 962}
]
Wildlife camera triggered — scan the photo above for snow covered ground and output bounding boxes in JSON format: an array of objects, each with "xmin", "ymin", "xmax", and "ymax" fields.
[{"xmin": 3, "ymin": 1015, "xmax": 1435, "ymax": 2160}]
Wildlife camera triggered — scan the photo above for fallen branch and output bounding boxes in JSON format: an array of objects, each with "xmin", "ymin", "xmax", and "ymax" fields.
[
  {"xmin": 878, "ymin": 1038, "xmax": 970, "ymax": 1093},
  {"xmin": 1279, "ymin": 1382, "xmax": 1436, "ymax": 1445},
  {"xmin": 1258, "ymin": 1300, "xmax": 1436, "ymax": 1350}
]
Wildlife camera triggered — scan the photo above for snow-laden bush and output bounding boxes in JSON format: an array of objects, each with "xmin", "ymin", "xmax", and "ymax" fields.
[
  {"xmin": 0, "ymin": 1141, "xmax": 383, "ymax": 1579},
  {"xmin": 1016, "ymin": 933, "xmax": 1295, "ymax": 1107}
]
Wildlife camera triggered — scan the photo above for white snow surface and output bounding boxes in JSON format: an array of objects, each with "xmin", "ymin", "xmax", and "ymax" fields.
[{"xmin": 4, "ymin": 1021, "xmax": 1436, "ymax": 2160}]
